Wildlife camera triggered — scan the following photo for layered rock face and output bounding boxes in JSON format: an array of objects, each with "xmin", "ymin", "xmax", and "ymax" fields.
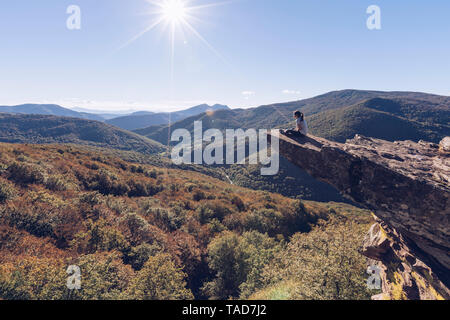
[{"xmin": 269, "ymin": 132, "xmax": 449, "ymax": 300}]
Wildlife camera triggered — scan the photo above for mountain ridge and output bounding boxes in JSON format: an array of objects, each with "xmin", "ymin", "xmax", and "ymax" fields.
[
  {"xmin": 0, "ymin": 103, "xmax": 105, "ymax": 121},
  {"xmin": 0, "ymin": 113, "xmax": 165, "ymax": 155},
  {"xmin": 134, "ymin": 90, "xmax": 450, "ymax": 145},
  {"xmin": 106, "ymin": 104, "xmax": 230, "ymax": 130},
  {"xmin": 307, "ymin": 97, "xmax": 450, "ymax": 143}
]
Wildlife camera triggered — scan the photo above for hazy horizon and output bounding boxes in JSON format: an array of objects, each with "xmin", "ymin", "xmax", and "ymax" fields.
[{"xmin": 2, "ymin": 87, "xmax": 450, "ymax": 114}]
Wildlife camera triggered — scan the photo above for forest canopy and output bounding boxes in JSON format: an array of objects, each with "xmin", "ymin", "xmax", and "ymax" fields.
[{"xmin": 0, "ymin": 143, "xmax": 373, "ymax": 300}]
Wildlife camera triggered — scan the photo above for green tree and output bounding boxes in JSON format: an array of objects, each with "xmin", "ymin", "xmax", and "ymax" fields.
[
  {"xmin": 0, "ymin": 253, "xmax": 134, "ymax": 300},
  {"xmin": 238, "ymin": 231, "xmax": 282, "ymax": 299},
  {"xmin": 261, "ymin": 219, "xmax": 372, "ymax": 300},
  {"xmin": 203, "ymin": 231, "xmax": 280, "ymax": 299},
  {"xmin": 127, "ymin": 253, "xmax": 193, "ymax": 300}
]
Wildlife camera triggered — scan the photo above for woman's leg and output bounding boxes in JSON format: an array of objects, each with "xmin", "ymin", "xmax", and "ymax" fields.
[{"xmin": 283, "ymin": 130, "xmax": 305, "ymax": 138}]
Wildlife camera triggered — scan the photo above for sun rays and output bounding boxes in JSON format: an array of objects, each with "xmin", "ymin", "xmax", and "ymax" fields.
[{"xmin": 119, "ymin": 0, "xmax": 234, "ymax": 63}]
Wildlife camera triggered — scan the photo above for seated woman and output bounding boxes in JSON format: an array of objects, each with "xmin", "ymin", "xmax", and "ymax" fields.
[{"xmin": 280, "ymin": 111, "xmax": 308, "ymax": 137}]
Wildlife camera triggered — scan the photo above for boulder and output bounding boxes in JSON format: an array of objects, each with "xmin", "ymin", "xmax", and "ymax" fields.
[{"xmin": 440, "ymin": 137, "xmax": 450, "ymax": 153}]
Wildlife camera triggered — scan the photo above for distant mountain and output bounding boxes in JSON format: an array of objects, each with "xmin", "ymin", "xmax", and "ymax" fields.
[
  {"xmin": 0, "ymin": 104, "xmax": 105, "ymax": 121},
  {"xmin": 172, "ymin": 104, "xmax": 230, "ymax": 119},
  {"xmin": 134, "ymin": 108, "xmax": 244, "ymax": 144},
  {"xmin": 129, "ymin": 111, "xmax": 155, "ymax": 116},
  {"xmin": 132, "ymin": 90, "xmax": 450, "ymax": 203},
  {"xmin": 71, "ymin": 107, "xmax": 141, "ymax": 120},
  {"xmin": 106, "ymin": 104, "xmax": 230, "ymax": 130},
  {"xmin": 254, "ymin": 89, "xmax": 450, "ymax": 127},
  {"xmin": 135, "ymin": 90, "xmax": 450, "ymax": 145},
  {"xmin": 0, "ymin": 113, "xmax": 165, "ymax": 155},
  {"xmin": 307, "ymin": 97, "xmax": 450, "ymax": 143}
]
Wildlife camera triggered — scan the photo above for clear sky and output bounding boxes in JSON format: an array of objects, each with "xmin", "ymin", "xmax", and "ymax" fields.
[{"xmin": 1, "ymin": 0, "xmax": 449, "ymax": 112}]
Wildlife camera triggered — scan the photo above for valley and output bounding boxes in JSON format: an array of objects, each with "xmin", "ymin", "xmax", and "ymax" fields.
[{"xmin": 0, "ymin": 89, "xmax": 449, "ymax": 300}]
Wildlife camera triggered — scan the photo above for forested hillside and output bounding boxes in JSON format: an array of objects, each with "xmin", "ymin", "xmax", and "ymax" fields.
[
  {"xmin": 0, "ymin": 143, "xmax": 373, "ymax": 300},
  {"xmin": 0, "ymin": 114, "xmax": 166, "ymax": 155},
  {"xmin": 307, "ymin": 98, "xmax": 450, "ymax": 143},
  {"xmin": 0, "ymin": 104, "xmax": 104, "ymax": 121},
  {"xmin": 135, "ymin": 90, "xmax": 450, "ymax": 144}
]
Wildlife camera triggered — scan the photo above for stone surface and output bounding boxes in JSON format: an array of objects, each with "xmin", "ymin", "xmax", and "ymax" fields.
[
  {"xmin": 362, "ymin": 217, "xmax": 448, "ymax": 300},
  {"xmin": 269, "ymin": 132, "xmax": 450, "ymax": 300},
  {"xmin": 441, "ymin": 137, "xmax": 450, "ymax": 153}
]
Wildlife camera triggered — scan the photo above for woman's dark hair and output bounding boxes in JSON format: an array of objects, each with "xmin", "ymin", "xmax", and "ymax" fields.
[{"xmin": 294, "ymin": 111, "xmax": 304, "ymax": 121}]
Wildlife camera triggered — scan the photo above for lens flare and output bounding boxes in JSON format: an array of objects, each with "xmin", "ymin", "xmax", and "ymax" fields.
[{"xmin": 161, "ymin": 0, "xmax": 186, "ymax": 23}]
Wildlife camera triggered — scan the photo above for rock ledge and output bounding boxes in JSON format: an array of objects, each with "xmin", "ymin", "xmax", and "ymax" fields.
[{"xmin": 269, "ymin": 133, "xmax": 450, "ymax": 300}]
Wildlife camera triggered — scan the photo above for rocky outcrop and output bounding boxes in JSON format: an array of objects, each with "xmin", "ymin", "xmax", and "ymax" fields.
[
  {"xmin": 441, "ymin": 137, "xmax": 450, "ymax": 153},
  {"xmin": 269, "ymin": 132, "xmax": 450, "ymax": 300},
  {"xmin": 363, "ymin": 215, "xmax": 448, "ymax": 300}
]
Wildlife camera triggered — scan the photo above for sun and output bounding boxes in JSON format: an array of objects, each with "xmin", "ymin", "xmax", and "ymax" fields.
[
  {"xmin": 120, "ymin": 0, "xmax": 234, "ymax": 76},
  {"xmin": 161, "ymin": 0, "xmax": 187, "ymax": 23},
  {"xmin": 122, "ymin": 0, "xmax": 234, "ymax": 51}
]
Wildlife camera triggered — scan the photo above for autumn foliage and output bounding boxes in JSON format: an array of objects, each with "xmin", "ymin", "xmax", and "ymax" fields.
[{"xmin": 0, "ymin": 143, "xmax": 373, "ymax": 300}]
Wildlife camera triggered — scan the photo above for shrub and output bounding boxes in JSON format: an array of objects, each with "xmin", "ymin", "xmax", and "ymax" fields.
[
  {"xmin": 193, "ymin": 190, "xmax": 206, "ymax": 201},
  {"xmin": 45, "ymin": 175, "xmax": 68, "ymax": 191},
  {"xmin": 126, "ymin": 253, "xmax": 194, "ymax": 300},
  {"xmin": 196, "ymin": 202, "xmax": 232, "ymax": 224},
  {"xmin": 119, "ymin": 212, "xmax": 166, "ymax": 246},
  {"xmin": 243, "ymin": 201, "xmax": 318, "ymax": 237},
  {"xmin": 0, "ymin": 253, "xmax": 140, "ymax": 300},
  {"xmin": 94, "ymin": 169, "xmax": 130, "ymax": 196},
  {"xmin": 0, "ymin": 179, "xmax": 17, "ymax": 203},
  {"xmin": 287, "ymin": 200, "xmax": 319, "ymax": 234},
  {"xmin": 79, "ymin": 192, "xmax": 104, "ymax": 206},
  {"xmin": 106, "ymin": 196, "xmax": 130, "ymax": 215},
  {"xmin": 146, "ymin": 183, "xmax": 163, "ymax": 196},
  {"xmin": 7, "ymin": 162, "xmax": 45, "ymax": 185},
  {"xmin": 243, "ymin": 209, "xmax": 281, "ymax": 235},
  {"xmin": 169, "ymin": 184, "xmax": 179, "ymax": 193},
  {"xmin": 147, "ymin": 207, "xmax": 186, "ymax": 232},
  {"xmin": 128, "ymin": 180, "xmax": 162, "ymax": 197},
  {"xmin": 122, "ymin": 243, "xmax": 163, "ymax": 271},
  {"xmin": 127, "ymin": 180, "xmax": 149, "ymax": 197},
  {"xmin": 184, "ymin": 183, "xmax": 196, "ymax": 192},
  {"xmin": 71, "ymin": 253, "xmax": 135, "ymax": 300},
  {"xmin": 208, "ymin": 219, "xmax": 226, "ymax": 233},
  {"xmin": 140, "ymin": 198, "xmax": 162, "ymax": 215},
  {"xmin": 145, "ymin": 169, "xmax": 158, "ymax": 179},
  {"xmin": 84, "ymin": 162, "xmax": 100, "ymax": 170},
  {"xmin": 71, "ymin": 219, "xmax": 128, "ymax": 254},
  {"xmin": 0, "ymin": 257, "xmax": 67, "ymax": 300},
  {"xmin": 231, "ymin": 196, "xmax": 246, "ymax": 212},
  {"xmin": 1, "ymin": 204, "xmax": 56, "ymax": 238}
]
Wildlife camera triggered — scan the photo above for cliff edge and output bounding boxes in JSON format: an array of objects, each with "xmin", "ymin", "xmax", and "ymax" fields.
[{"xmin": 269, "ymin": 132, "xmax": 450, "ymax": 300}]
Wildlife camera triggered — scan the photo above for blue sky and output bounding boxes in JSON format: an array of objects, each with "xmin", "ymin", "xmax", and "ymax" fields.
[{"xmin": 1, "ymin": 0, "xmax": 449, "ymax": 112}]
